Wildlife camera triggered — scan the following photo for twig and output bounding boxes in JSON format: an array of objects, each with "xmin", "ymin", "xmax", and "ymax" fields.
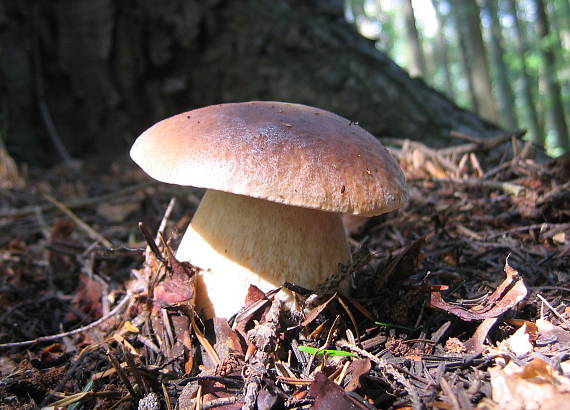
[
  {"xmin": 192, "ymin": 317, "xmax": 221, "ymax": 367},
  {"xmin": 144, "ymin": 197, "xmax": 176, "ymax": 262},
  {"xmin": 381, "ymin": 138, "xmax": 459, "ymax": 173},
  {"xmin": 0, "ymin": 183, "xmax": 156, "ymax": 218},
  {"xmin": 33, "ymin": 28, "xmax": 74, "ymax": 166},
  {"xmin": 482, "ymin": 160, "xmax": 514, "ymax": 180},
  {"xmin": 0, "ymin": 294, "xmax": 131, "ymax": 348},
  {"xmin": 439, "ymin": 377, "xmax": 461, "ymax": 410},
  {"xmin": 434, "ymin": 178, "xmax": 525, "ymax": 196},
  {"xmin": 201, "ymin": 396, "xmax": 239, "ymax": 409},
  {"xmin": 337, "ymin": 340, "xmax": 420, "ymax": 406},
  {"xmin": 537, "ymin": 294, "xmax": 570, "ymax": 326},
  {"xmin": 486, "ymin": 222, "xmax": 570, "ymax": 240},
  {"xmin": 43, "ymin": 192, "xmax": 113, "ymax": 248},
  {"xmin": 38, "ymin": 100, "xmax": 75, "ymax": 166},
  {"xmin": 156, "ymin": 197, "xmax": 176, "ymax": 243},
  {"xmin": 108, "ymin": 351, "xmax": 138, "ymax": 399},
  {"xmin": 336, "ymin": 340, "xmax": 386, "ymax": 368},
  {"xmin": 537, "ymin": 181, "xmax": 570, "ymax": 206}
]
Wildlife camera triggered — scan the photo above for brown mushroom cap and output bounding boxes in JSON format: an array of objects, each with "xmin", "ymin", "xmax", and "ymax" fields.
[{"xmin": 130, "ymin": 101, "xmax": 407, "ymax": 216}]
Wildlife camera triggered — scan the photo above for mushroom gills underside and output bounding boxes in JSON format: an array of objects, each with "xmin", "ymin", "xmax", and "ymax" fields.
[{"xmin": 176, "ymin": 189, "xmax": 351, "ymax": 319}]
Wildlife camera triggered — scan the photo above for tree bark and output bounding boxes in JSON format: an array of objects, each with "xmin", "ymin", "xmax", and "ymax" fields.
[
  {"xmin": 533, "ymin": 0, "xmax": 570, "ymax": 152},
  {"xmin": 0, "ymin": 0, "xmax": 497, "ymax": 166}
]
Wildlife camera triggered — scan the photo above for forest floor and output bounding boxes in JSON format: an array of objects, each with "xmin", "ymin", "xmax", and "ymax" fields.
[{"xmin": 0, "ymin": 135, "xmax": 569, "ymax": 409}]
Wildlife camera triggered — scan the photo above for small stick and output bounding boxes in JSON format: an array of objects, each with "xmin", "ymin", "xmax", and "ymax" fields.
[
  {"xmin": 434, "ymin": 178, "xmax": 525, "ymax": 196},
  {"xmin": 381, "ymin": 138, "xmax": 458, "ymax": 173},
  {"xmin": 42, "ymin": 192, "xmax": 113, "ymax": 248},
  {"xmin": 0, "ymin": 183, "xmax": 156, "ymax": 219},
  {"xmin": 156, "ymin": 197, "xmax": 176, "ymax": 242},
  {"xmin": 439, "ymin": 377, "xmax": 461, "ymax": 410},
  {"xmin": 336, "ymin": 340, "xmax": 386, "ymax": 368},
  {"xmin": 537, "ymin": 294, "xmax": 569, "ymax": 326},
  {"xmin": 0, "ymin": 294, "xmax": 131, "ymax": 348},
  {"xmin": 191, "ymin": 317, "xmax": 221, "ymax": 367},
  {"xmin": 202, "ymin": 395, "xmax": 239, "ymax": 409}
]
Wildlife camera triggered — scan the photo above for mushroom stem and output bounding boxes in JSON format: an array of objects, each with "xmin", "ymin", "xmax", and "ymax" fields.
[{"xmin": 176, "ymin": 189, "xmax": 351, "ymax": 319}]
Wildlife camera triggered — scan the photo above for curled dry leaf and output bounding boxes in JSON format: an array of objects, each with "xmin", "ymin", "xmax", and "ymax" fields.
[
  {"xmin": 463, "ymin": 318, "xmax": 498, "ymax": 354},
  {"xmin": 345, "ymin": 359, "xmax": 372, "ymax": 392},
  {"xmin": 429, "ymin": 259, "xmax": 528, "ymax": 321},
  {"xmin": 153, "ymin": 251, "xmax": 197, "ymax": 309}
]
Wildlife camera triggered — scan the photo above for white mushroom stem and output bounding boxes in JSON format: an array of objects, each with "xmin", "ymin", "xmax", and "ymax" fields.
[{"xmin": 176, "ymin": 189, "xmax": 351, "ymax": 319}]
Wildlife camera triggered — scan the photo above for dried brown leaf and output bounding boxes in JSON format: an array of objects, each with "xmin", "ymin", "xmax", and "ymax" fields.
[
  {"xmin": 345, "ymin": 359, "xmax": 372, "ymax": 392},
  {"xmin": 309, "ymin": 372, "xmax": 369, "ymax": 409},
  {"xmin": 65, "ymin": 274, "xmax": 103, "ymax": 322},
  {"xmin": 463, "ymin": 318, "xmax": 498, "ymax": 354},
  {"xmin": 481, "ymin": 358, "xmax": 570, "ymax": 410},
  {"xmin": 153, "ymin": 251, "xmax": 197, "ymax": 309},
  {"xmin": 302, "ymin": 293, "xmax": 337, "ymax": 328},
  {"xmin": 429, "ymin": 259, "xmax": 527, "ymax": 321}
]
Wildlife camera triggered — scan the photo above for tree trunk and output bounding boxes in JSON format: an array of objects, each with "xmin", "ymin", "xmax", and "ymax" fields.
[
  {"xmin": 506, "ymin": 0, "xmax": 543, "ymax": 146},
  {"xmin": 533, "ymin": 0, "xmax": 570, "ymax": 152},
  {"xmin": 402, "ymin": 0, "xmax": 427, "ymax": 78},
  {"xmin": 558, "ymin": 0, "xmax": 570, "ymax": 55},
  {"xmin": 431, "ymin": 0, "xmax": 455, "ymax": 99},
  {"xmin": 450, "ymin": 0, "xmax": 478, "ymax": 112},
  {"xmin": 481, "ymin": 0, "xmax": 517, "ymax": 129},
  {"xmin": 0, "ymin": 0, "xmax": 497, "ymax": 166},
  {"xmin": 458, "ymin": 0, "xmax": 499, "ymax": 124}
]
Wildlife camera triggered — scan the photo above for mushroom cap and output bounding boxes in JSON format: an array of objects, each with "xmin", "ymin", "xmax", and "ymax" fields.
[{"xmin": 130, "ymin": 101, "xmax": 407, "ymax": 216}]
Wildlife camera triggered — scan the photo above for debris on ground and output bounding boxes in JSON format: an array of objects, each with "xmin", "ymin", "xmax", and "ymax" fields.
[{"xmin": 0, "ymin": 134, "xmax": 568, "ymax": 409}]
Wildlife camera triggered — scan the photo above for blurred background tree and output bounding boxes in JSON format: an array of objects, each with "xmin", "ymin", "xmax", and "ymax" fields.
[
  {"xmin": 348, "ymin": 0, "xmax": 570, "ymax": 155},
  {"xmin": 1, "ymin": 0, "xmax": 568, "ymax": 166}
]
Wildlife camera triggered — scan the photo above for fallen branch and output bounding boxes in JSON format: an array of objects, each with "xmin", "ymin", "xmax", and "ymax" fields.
[
  {"xmin": 0, "ymin": 183, "xmax": 156, "ymax": 219},
  {"xmin": 434, "ymin": 177, "xmax": 526, "ymax": 196},
  {"xmin": 0, "ymin": 294, "xmax": 131, "ymax": 349},
  {"xmin": 43, "ymin": 192, "xmax": 113, "ymax": 248}
]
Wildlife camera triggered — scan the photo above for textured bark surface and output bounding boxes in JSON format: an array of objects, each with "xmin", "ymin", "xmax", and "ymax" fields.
[{"xmin": 0, "ymin": 0, "xmax": 497, "ymax": 165}]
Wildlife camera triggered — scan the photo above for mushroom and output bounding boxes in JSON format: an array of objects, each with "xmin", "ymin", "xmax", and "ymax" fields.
[{"xmin": 130, "ymin": 101, "xmax": 407, "ymax": 318}]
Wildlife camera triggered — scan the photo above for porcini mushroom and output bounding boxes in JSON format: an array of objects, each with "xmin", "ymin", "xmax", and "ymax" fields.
[{"xmin": 130, "ymin": 101, "xmax": 407, "ymax": 318}]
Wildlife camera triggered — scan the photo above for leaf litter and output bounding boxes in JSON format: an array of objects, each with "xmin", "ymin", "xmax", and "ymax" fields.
[{"xmin": 0, "ymin": 134, "xmax": 568, "ymax": 409}]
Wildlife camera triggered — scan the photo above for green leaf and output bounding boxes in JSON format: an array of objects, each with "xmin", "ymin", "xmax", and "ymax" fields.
[{"xmin": 297, "ymin": 345, "xmax": 355, "ymax": 357}]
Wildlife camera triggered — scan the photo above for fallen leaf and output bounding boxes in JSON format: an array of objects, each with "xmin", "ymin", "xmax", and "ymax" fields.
[
  {"xmin": 536, "ymin": 318, "xmax": 570, "ymax": 349},
  {"xmin": 498, "ymin": 324, "xmax": 533, "ymax": 357},
  {"xmin": 429, "ymin": 259, "xmax": 527, "ymax": 321},
  {"xmin": 482, "ymin": 358, "xmax": 570, "ymax": 410},
  {"xmin": 210, "ymin": 317, "xmax": 244, "ymax": 365},
  {"xmin": 153, "ymin": 251, "xmax": 197, "ymax": 309},
  {"xmin": 309, "ymin": 372, "xmax": 369, "ymax": 409},
  {"xmin": 462, "ymin": 319, "xmax": 497, "ymax": 355},
  {"xmin": 345, "ymin": 359, "xmax": 372, "ymax": 392},
  {"xmin": 302, "ymin": 293, "xmax": 337, "ymax": 328},
  {"xmin": 65, "ymin": 274, "xmax": 103, "ymax": 322}
]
